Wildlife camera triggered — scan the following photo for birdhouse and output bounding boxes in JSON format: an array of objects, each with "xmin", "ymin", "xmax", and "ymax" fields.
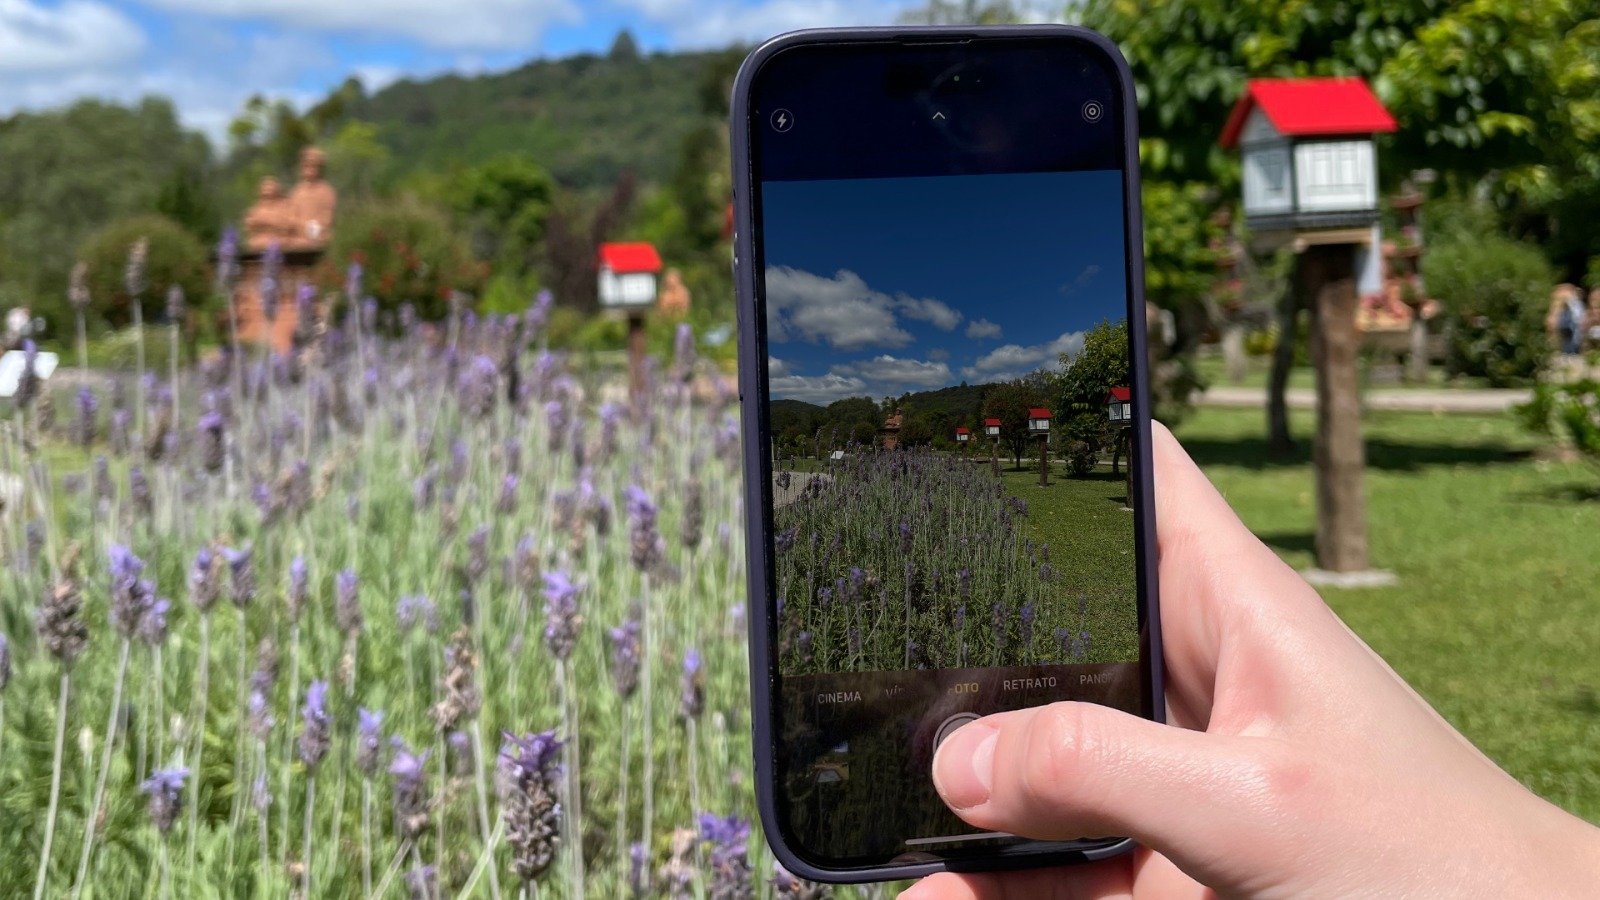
[
  {"xmin": 983, "ymin": 417, "xmax": 1001, "ymax": 438},
  {"xmin": 1220, "ymin": 78, "xmax": 1397, "ymax": 234},
  {"xmin": 1105, "ymin": 386, "xmax": 1131, "ymax": 423},
  {"xmin": 597, "ymin": 242, "xmax": 663, "ymax": 310},
  {"xmin": 955, "ymin": 426, "xmax": 971, "ymax": 443},
  {"xmin": 1027, "ymin": 408, "xmax": 1051, "ymax": 436}
]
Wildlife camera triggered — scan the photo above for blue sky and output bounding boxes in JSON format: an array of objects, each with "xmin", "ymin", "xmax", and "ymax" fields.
[
  {"xmin": 761, "ymin": 169, "xmax": 1128, "ymax": 405},
  {"xmin": 0, "ymin": 0, "xmax": 954, "ymax": 144}
]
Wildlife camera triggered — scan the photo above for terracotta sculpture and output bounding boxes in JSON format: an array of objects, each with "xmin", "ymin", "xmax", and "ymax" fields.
[
  {"xmin": 286, "ymin": 147, "xmax": 337, "ymax": 248},
  {"xmin": 659, "ymin": 267, "xmax": 691, "ymax": 317},
  {"xmin": 243, "ymin": 177, "xmax": 297, "ymax": 251}
]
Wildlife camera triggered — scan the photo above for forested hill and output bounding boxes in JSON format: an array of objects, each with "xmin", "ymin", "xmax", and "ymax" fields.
[{"xmin": 344, "ymin": 48, "xmax": 735, "ymax": 188}]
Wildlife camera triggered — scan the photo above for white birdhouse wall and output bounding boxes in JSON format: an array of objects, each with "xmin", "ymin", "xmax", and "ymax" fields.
[{"xmin": 1294, "ymin": 141, "xmax": 1376, "ymax": 213}]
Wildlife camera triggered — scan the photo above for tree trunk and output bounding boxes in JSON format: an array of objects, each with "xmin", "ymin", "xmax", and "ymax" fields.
[
  {"xmin": 1267, "ymin": 287, "xmax": 1300, "ymax": 455},
  {"xmin": 1221, "ymin": 322, "xmax": 1249, "ymax": 384},
  {"xmin": 1406, "ymin": 314, "xmax": 1430, "ymax": 384},
  {"xmin": 627, "ymin": 314, "xmax": 647, "ymax": 406},
  {"xmin": 1303, "ymin": 245, "xmax": 1369, "ymax": 573}
]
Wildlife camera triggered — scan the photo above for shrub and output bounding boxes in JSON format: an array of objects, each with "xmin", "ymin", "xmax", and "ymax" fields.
[
  {"xmin": 1425, "ymin": 233, "xmax": 1552, "ymax": 387},
  {"xmin": 323, "ymin": 198, "xmax": 486, "ymax": 323},
  {"xmin": 76, "ymin": 214, "xmax": 211, "ymax": 333},
  {"xmin": 1065, "ymin": 440, "xmax": 1098, "ymax": 477},
  {"xmin": 1519, "ymin": 380, "xmax": 1600, "ymax": 474}
]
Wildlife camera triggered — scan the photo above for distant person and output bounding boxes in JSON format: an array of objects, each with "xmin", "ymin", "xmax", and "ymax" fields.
[
  {"xmin": 1548, "ymin": 284, "xmax": 1587, "ymax": 356},
  {"xmin": 1588, "ymin": 287, "xmax": 1600, "ymax": 351}
]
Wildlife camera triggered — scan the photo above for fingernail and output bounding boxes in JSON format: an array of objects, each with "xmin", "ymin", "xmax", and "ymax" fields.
[{"xmin": 931, "ymin": 719, "xmax": 997, "ymax": 810}]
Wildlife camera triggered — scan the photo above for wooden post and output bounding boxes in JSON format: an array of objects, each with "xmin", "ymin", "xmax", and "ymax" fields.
[
  {"xmin": 991, "ymin": 439, "xmax": 1000, "ymax": 478},
  {"xmin": 1037, "ymin": 435, "xmax": 1049, "ymax": 487},
  {"xmin": 1302, "ymin": 244, "xmax": 1369, "ymax": 572},
  {"xmin": 627, "ymin": 313, "xmax": 646, "ymax": 405}
]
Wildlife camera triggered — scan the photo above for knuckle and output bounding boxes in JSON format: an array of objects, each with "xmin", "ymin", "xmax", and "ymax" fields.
[{"xmin": 1017, "ymin": 703, "xmax": 1098, "ymax": 812}]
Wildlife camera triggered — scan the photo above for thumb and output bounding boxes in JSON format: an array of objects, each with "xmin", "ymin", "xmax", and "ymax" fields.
[{"xmin": 932, "ymin": 701, "xmax": 1286, "ymax": 876}]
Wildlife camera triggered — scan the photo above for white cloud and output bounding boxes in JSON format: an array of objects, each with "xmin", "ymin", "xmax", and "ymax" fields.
[
  {"xmin": 767, "ymin": 356, "xmax": 790, "ymax": 377},
  {"xmin": 965, "ymin": 318, "xmax": 1003, "ymax": 340},
  {"xmin": 897, "ymin": 296, "xmax": 962, "ymax": 331},
  {"xmin": 961, "ymin": 330, "xmax": 1086, "ymax": 383},
  {"xmin": 765, "ymin": 266, "xmax": 916, "ymax": 351},
  {"xmin": 770, "ymin": 372, "xmax": 869, "ymax": 405},
  {"xmin": 0, "ymin": 0, "xmax": 144, "ymax": 72},
  {"xmin": 142, "ymin": 0, "xmax": 581, "ymax": 50},
  {"xmin": 833, "ymin": 354, "xmax": 952, "ymax": 390}
]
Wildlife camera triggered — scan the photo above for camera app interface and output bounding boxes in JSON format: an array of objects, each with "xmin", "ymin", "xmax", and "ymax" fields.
[{"xmin": 761, "ymin": 170, "xmax": 1142, "ymax": 863}]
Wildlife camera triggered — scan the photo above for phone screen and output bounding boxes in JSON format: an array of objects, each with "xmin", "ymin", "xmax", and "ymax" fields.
[{"xmin": 743, "ymin": 36, "xmax": 1154, "ymax": 870}]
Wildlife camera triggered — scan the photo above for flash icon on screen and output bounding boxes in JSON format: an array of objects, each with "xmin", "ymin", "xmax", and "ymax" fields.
[{"xmin": 771, "ymin": 109, "xmax": 794, "ymax": 132}]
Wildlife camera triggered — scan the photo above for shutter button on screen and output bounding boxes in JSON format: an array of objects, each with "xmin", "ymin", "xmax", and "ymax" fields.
[{"xmin": 935, "ymin": 713, "xmax": 982, "ymax": 748}]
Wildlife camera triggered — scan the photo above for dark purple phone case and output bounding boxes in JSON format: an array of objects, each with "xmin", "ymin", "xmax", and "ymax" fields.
[{"xmin": 731, "ymin": 24, "xmax": 1166, "ymax": 884}]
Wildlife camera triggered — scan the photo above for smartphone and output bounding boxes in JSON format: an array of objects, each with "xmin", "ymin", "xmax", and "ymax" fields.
[{"xmin": 731, "ymin": 26, "xmax": 1163, "ymax": 883}]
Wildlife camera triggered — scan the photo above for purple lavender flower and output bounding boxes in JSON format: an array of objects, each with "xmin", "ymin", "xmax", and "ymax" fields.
[
  {"xmin": 599, "ymin": 401, "xmax": 622, "ymax": 458},
  {"xmin": 671, "ymin": 322, "xmax": 696, "ymax": 381},
  {"xmin": 608, "ymin": 610, "xmax": 642, "ymax": 698},
  {"xmin": 73, "ymin": 388, "xmax": 97, "ymax": 447},
  {"xmin": 405, "ymin": 864, "xmax": 439, "ymax": 900},
  {"xmin": 260, "ymin": 242, "xmax": 283, "ymax": 321},
  {"xmin": 128, "ymin": 466, "xmax": 152, "ymax": 519},
  {"xmin": 447, "ymin": 730, "xmax": 472, "ymax": 776},
  {"xmin": 39, "ymin": 565, "xmax": 88, "ymax": 665},
  {"xmin": 69, "ymin": 261, "xmax": 91, "ymax": 312},
  {"xmin": 397, "ymin": 594, "xmax": 438, "ymax": 636},
  {"xmin": 625, "ymin": 484, "xmax": 664, "ymax": 574},
  {"xmin": 109, "ymin": 409, "xmax": 131, "ymax": 456},
  {"xmin": 1019, "ymin": 602, "xmax": 1036, "ymax": 650},
  {"xmin": 697, "ymin": 813, "xmax": 753, "ymax": 899},
  {"xmin": 496, "ymin": 473, "xmax": 519, "ymax": 514},
  {"xmin": 464, "ymin": 526, "xmax": 490, "ymax": 588},
  {"xmin": 198, "ymin": 410, "xmax": 225, "ymax": 474},
  {"xmin": 137, "ymin": 597, "xmax": 171, "ymax": 647},
  {"xmin": 223, "ymin": 546, "xmax": 255, "ymax": 609},
  {"xmin": 460, "ymin": 355, "xmax": 499, "ymax": 419},
  {"xmin": 216, "ymin": 228, "xmax": 240, "ymax": 290},
  {"xmin": 499, "ymin": 730, "xmax": 563, "ymax": 882},
  {"xmin": 345, "ymin": 261, "xmax": 363, "ymax": 305},
  {"xmin": 140, "ymin": 767, "xmax": 188, "ymax": 835},
  {"xmin": 356, "ymin": 708, "xmax": 385, "ymax": 777},
  {"xmin": 287, "ymin": 555, "xmax": 308, "ymax": 622},
  {"xmin": 628, "ymin": 842, "xmax": 648, "ymax": 897},
  {"xmin": 0, "ymin": 633, "xmax": 11, "ymax": 693},
  {"xmin": 189, "ymin": 546, "xmax": 222, "ymax": 615},
  {"xmin": 299, "ymin": 679, "xmax": 331, "ymax": 768},
  {"xmin": 247, "ymin": 689, "xmax": 275, "ymax": 740},
  {"xmin": 527, "ymin": 288, "xmax": 553, "ymax": 333},
  {"xmin": 124, "ymin": 238, "xmax": 148, "ymax": 300},
  {"xmin": 541, "ymin": 570, "xmax": 583, "ymax": 662},
  {"xmin": 165, "ymin": 284, "xmax": 185, "ymax": 322},
  {"xmin": 109, "ymin": 545, "xmax": 155, "ymax": 640},
  {"xmin": 772, "ymin": 861, "xmax": 832, "ymax": 898},
  {"xmin": 335, "ymin": 568, "xmax": 362, "ymax": 636},
  {"xmin": 543, "ymin": 397, "xmax": 569, "ymax": 453},
  {"xmin": 390, "ymin": 741, "xmax": 433, "ymax": 839},
  {"xmin": 680, "ymin": 649, "xmax": 705, "ymax": 720}
]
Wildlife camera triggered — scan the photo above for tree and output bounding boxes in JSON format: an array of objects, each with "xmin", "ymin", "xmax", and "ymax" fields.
[
  {"xmin": 1053, "ymin": 320, "xmax": 1132, "ymax": 475},
  {"xmin": 76, "ymin": 215, "xmax": 211, "ymax": 334},
  {"xmin": 0, "ymin": 98, "xmax": 213, "ymax": 326},
  {"xmin": 982, "ymin": 379, "xmax": 1046, "ymax": 469},
  {"xmin": 447, "ymin": 155, "xmax": 555, "ymax": 270},
  {"xmin": 608, "ymin": 29, "xmax": 642, "ymax": 63},
  {"xmin": 1426, "ymin": 228, "xmax": 1553, "ymax": 387},
  {"xmin": 541, "ymin": 172, "xmax": 637, "ymax": 313},
  {"xmin": 323, "ymin": 199, "xmax": 486, "ymax": 322}
]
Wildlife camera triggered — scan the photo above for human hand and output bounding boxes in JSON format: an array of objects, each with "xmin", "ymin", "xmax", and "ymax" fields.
[{"xmin": 905, "ymin": 423, "xmax": 1600, "ymax": 898}]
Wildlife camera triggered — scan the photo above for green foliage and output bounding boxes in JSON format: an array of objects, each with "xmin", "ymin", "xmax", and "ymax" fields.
[
  {"xmin": 76, "ymin": 214, "xmax": 211, "ymax": 333},
  {"xmin": 1051, "ymin": 321, "xmax": 1132, "ymax": 474},
  {"xmin": 1519, "ymin": 380, "xmax": 1600, "ymax": 473},
  {"xmin": 341, "ymin": 51, "xmax": 727, "ymax": 189},
  {"xmin": 1425, "ymin": 227, "xmax": 1553, "ymax": 386},
  {"xmin": 445, "ymin": 155, "xmax": 555, "ymax": 271},
  {"xmin": 982, "ymin": 378, "xmax": 1047, "ymax": 468},
  {"xmin": 323, "ymin": 198, "xmax": 486, "ymax": 322},
  {"xmin": 0, "ymin": 98, "xmax": 213, "ymax": 316}
]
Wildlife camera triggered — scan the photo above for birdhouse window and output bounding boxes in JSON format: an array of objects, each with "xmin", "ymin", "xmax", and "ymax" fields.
[{"xmin": 1295, "ymin": 141, "xmax": 1375, "ymax": 213}]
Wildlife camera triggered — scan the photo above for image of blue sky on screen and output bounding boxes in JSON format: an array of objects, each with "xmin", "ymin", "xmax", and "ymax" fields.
[{"xmin": 760, "ymin": 169, "xmax": 1128, "ymax": 405}]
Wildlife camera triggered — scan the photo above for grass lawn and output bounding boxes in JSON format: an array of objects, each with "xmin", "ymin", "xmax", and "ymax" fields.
[
  {"xmin": 1193, "ymin": 353, "xmax": 1493, "ymax": 392},
  {"xmin": 996, "ymin": 464, "xmax": 1140, "ymax": 661},
  {"xmin": 1172, "ymin": 406, "xmax": 1600, "ymax": 822}
]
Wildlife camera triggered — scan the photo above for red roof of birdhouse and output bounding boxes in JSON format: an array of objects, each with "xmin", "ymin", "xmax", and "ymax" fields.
[
  {"xmin": 1219, "ymin": 78, "xmax": 1397, "ymax": 149},
  {"xmin": 983, "ymin": 417, "xmax": 1001, "ymax": 427},
  {"xmin": 597, "ymin": 242, "xmax": 663, "ymax": 274},
  {"xmin": 1106, "ymin": 386, "xmax": 1131, "ymax": 402},
  {"xmin": 955, "ymin": 426, "xmax": 971, "ymax": 435},
  {"xmin": 1028, "ymin": 408, "xmax": 1051, "ymax": 419}
]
